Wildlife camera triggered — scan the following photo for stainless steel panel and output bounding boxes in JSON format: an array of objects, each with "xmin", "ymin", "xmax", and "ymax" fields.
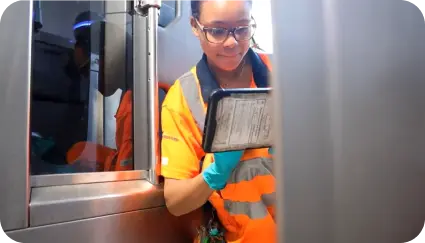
[
  {"xmin": 0, "ymin": 0, "xmax": 32, "ymax": 231},
  {"xmin": 31, "ymin": 170, "xmax": 149, "ymax": 187},
  {"xmin": 30, "ymin": 180, "xmax": 164, "ymax": 226},
  {"xmin": 8, "ymin": 207, "xmax": 191, "ymax": 243},
  {"xmin": 133, "ymin": 13, "xmax": 150, "ymax": 172},
  {"xmin": 105, "ymin": 0, "xmax": 130, "ymax": 15},
  {"xmin": 272, "ymin": 0, "xmax": 425, "ymax": 242}
]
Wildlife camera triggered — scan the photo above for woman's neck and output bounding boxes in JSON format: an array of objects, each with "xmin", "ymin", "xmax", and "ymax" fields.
[{"xmin": 207, "ymin": 56, "xmax": 252, "ymax": 88}]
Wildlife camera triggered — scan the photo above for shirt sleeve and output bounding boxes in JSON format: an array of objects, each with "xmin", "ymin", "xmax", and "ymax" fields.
[
  {"xmin": 160, "ymin": 106, "xmax": 203, "ymax": 180},
  {"xmin": 114, "ymin": 112, "xmax": 133, "ymax": 171}
]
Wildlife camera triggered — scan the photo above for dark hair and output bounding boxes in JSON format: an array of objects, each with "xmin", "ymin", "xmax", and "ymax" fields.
[
  {"xmin": 191, "ymin": 0, "xmax": 252, "ymax": 19},
  {"xmin": 190, "ymin": 1, "xmax": 201, "ymax": 19},
  {"xmin": 74, "ymin": 21, "xmax": 107, "ymax": 59},
  {"xmin": 73, "ymin": 11, "xmax": 106, "ymax": 57}
]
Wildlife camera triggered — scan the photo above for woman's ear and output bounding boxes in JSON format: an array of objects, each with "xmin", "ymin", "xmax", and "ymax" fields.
[{"xmin": 190, "ymin": 17, "xmax": 200, "ymax": 38}]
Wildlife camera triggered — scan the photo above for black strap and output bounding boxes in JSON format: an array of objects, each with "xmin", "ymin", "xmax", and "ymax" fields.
[{"xmin": 199, "ymin": 156, "xmax": 205, "ymax": 174}]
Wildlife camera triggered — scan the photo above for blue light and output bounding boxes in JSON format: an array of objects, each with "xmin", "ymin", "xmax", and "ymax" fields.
[{"xmin": 73, "ymin": 20, "xmax": 94, "ymax": 30}]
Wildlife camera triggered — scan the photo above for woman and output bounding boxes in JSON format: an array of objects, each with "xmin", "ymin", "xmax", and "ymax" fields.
[{"xmin": 161, "ymin": 0, "xmax": 275, "ymax": 242}]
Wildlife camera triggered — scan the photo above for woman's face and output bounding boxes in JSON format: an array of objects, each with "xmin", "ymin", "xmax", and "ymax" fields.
[{"xmin": 192, "ymin": 0, "xmax": 252, "ymax": 71}]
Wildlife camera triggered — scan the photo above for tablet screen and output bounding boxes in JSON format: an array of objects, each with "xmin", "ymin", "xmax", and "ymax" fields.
[{"xmin": 202, "ymin": 89, "xmax": 273, "ymax": 152}]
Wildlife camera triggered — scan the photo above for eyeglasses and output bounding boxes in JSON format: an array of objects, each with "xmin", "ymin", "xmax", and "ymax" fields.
[{"xmin": 195, "ymin": 18, "xmax": 257, "ymax": 44}]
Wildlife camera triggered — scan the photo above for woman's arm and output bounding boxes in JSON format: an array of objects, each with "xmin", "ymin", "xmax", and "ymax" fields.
[
  {"xmin": 160, "ymin": 87, "xmax": 243, "ymax": 216},
  {"xmin": 161, "ymin": 102, "xmax": 211, "ymax": 216},
  {"xmin": 164, "ymin": 150, "xmax": 244, "ymax": 216},
  {"xmin": 164, "ymin": 175, "xmax": 213, "ymax": 216}
]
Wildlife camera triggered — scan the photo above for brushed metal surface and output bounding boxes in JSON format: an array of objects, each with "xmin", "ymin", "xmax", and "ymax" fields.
[
  {"xmin": 31, "ymin": 170, "xmax": 149, "ymax": 187},
  {"xmin": 0, "ymin": 0, "xmax": 32, "ymax": 231},
  {"xmin": 8, "ymin": 207, "xmax": 192, "ymax": 243},
  {"xmin": 133, "ymin": 13, "xmax": 150, "ymax": 172},
  {"xmin": 271, "ymin": 0, "xmax": 425, "ymax": 242},
  {"xmin": 30, "ymin": 180, "xmax": 165, "ymax": 226}
]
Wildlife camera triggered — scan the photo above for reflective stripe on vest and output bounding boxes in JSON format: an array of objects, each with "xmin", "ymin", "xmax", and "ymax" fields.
[
  {"xmin": 224, "ymin": 157, "xmax": 275, "ymax": 219},
  {"xmin": 179, "ymin": 69, "xmax": 274, "ymax": 220},
  {"xmin": 179, "ymin": 70, "xmax": 206, "ymax": 133}
]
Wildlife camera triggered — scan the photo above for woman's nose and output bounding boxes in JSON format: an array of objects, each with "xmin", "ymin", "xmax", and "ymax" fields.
[{"xmin": 222, "ymin": 33, "xmax": 238, "ymax": 48}]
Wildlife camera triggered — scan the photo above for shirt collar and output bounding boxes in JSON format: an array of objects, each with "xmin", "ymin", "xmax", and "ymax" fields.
[{"xmin": 195, "ymin": 48, "xmax": 270, "ymax": 103}]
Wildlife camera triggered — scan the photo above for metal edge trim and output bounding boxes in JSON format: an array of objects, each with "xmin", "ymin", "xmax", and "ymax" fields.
[{"xmin": 31, "ymin": 170, "xmax": 149, "ymax": 187}]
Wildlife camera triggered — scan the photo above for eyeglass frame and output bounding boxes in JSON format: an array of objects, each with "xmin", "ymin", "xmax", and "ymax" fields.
[{"xmin": 194, "ymin": 17, "xmax": 257, "ymax": 44}]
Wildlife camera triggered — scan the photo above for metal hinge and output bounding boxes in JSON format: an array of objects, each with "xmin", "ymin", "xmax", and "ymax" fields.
[{"xmin": 134, "ymin": 0, "xmax": 161, "ymax": 16}]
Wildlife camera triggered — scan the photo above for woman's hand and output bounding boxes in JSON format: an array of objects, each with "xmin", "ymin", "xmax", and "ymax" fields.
[{"xmin": 202, "ymin": 150, "xmax": 244, "ymax": 190}]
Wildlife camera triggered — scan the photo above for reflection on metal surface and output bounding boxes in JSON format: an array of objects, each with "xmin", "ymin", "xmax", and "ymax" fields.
[
  {"xmin": 272, "ymin": 0, "xmax": 425, "ymax": 242},
  {"xmin": 31, "ymin": 170, "xmax": 149, "ymax": 187},
  {"xmin": 0, "ymin": 0, "xmax": 32, "ymax": 231},
  {"xmin": 30, "ymin": 180, "xmax": 164, "ymax": 226},
  {"xmin": 9, "ymin": 208, "xmax": 190, "ymax": 243}
]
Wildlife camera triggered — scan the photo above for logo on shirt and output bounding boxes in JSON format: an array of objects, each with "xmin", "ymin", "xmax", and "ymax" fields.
[{"xmin": 162, "ymin": 134, "xmax": 179, "ymax": 142}]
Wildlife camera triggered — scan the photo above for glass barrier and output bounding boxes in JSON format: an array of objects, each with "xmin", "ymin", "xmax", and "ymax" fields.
[{"xmin": 30, "ymin": 1, "xmax": 134, "ymax": 175}]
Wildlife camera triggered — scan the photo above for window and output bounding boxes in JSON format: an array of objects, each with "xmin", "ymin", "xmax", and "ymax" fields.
[
  {"xmin": 30, "ymin": 1, "xmax": 134, "ymax": 175},
  {"xmin": 159, "ymin": 0, "xmax": 178, "ymax": 28},
  {"xmin": 252, "ymin": 0, "xmax": 274, "ymax": 53}
]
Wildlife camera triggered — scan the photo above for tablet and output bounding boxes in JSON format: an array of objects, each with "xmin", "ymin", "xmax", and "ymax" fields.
[{"xmin": 202, "ymin": 88, "xmax": 273, "ymax": 153}]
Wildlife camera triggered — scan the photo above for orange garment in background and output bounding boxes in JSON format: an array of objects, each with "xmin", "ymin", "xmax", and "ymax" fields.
[{"xmin": 66, "ymin": 90, "xmax": 133, "ymax": 171}]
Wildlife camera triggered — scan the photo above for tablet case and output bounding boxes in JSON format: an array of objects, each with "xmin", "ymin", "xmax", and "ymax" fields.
[{"xmin": 202, "ymin": 88, "xmax": 272, "ymax": 153}]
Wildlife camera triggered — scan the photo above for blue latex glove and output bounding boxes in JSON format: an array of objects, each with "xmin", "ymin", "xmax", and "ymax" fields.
[{"xmin": 203, "ymin": 150, "xmax": 244, "ymax": 190}]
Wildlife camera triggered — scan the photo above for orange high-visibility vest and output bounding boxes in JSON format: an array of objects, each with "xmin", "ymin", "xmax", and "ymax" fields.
[
  {"xmin": 67, "ymin": 90, "xmax": 133, "ymax": 171},
  {"xmin": 161, "ymin": 48, "xmax": 275, "ymax": 243}
]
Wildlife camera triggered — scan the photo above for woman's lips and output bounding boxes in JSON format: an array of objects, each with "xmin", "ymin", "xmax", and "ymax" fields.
[{"xmin": 219, "ymin": 54, "xmax": 240, "ymax": 58}]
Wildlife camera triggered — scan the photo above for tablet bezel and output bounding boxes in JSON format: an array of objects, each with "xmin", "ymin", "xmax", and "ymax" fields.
[{"xmin": 201, "ymin": 88, "xmax": 272, "ymax": 153}]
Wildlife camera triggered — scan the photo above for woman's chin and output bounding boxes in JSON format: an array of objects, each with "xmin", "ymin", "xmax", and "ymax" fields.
[{"xmin": 216, "ymin": 59, "xmax": 243, "ymax": 71}]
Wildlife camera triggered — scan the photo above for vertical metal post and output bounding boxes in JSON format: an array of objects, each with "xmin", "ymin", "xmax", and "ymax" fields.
[
  {"xmin": 0, "ymin": 0, "xmax": 32, "ymax": 231},
  {"xmin": 147, "ymin": 6, "xmax": 160, "ymax": 184},
  {"xmin": 133, "ymin": 0, "xmax": 161, "ymax": 184}
]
